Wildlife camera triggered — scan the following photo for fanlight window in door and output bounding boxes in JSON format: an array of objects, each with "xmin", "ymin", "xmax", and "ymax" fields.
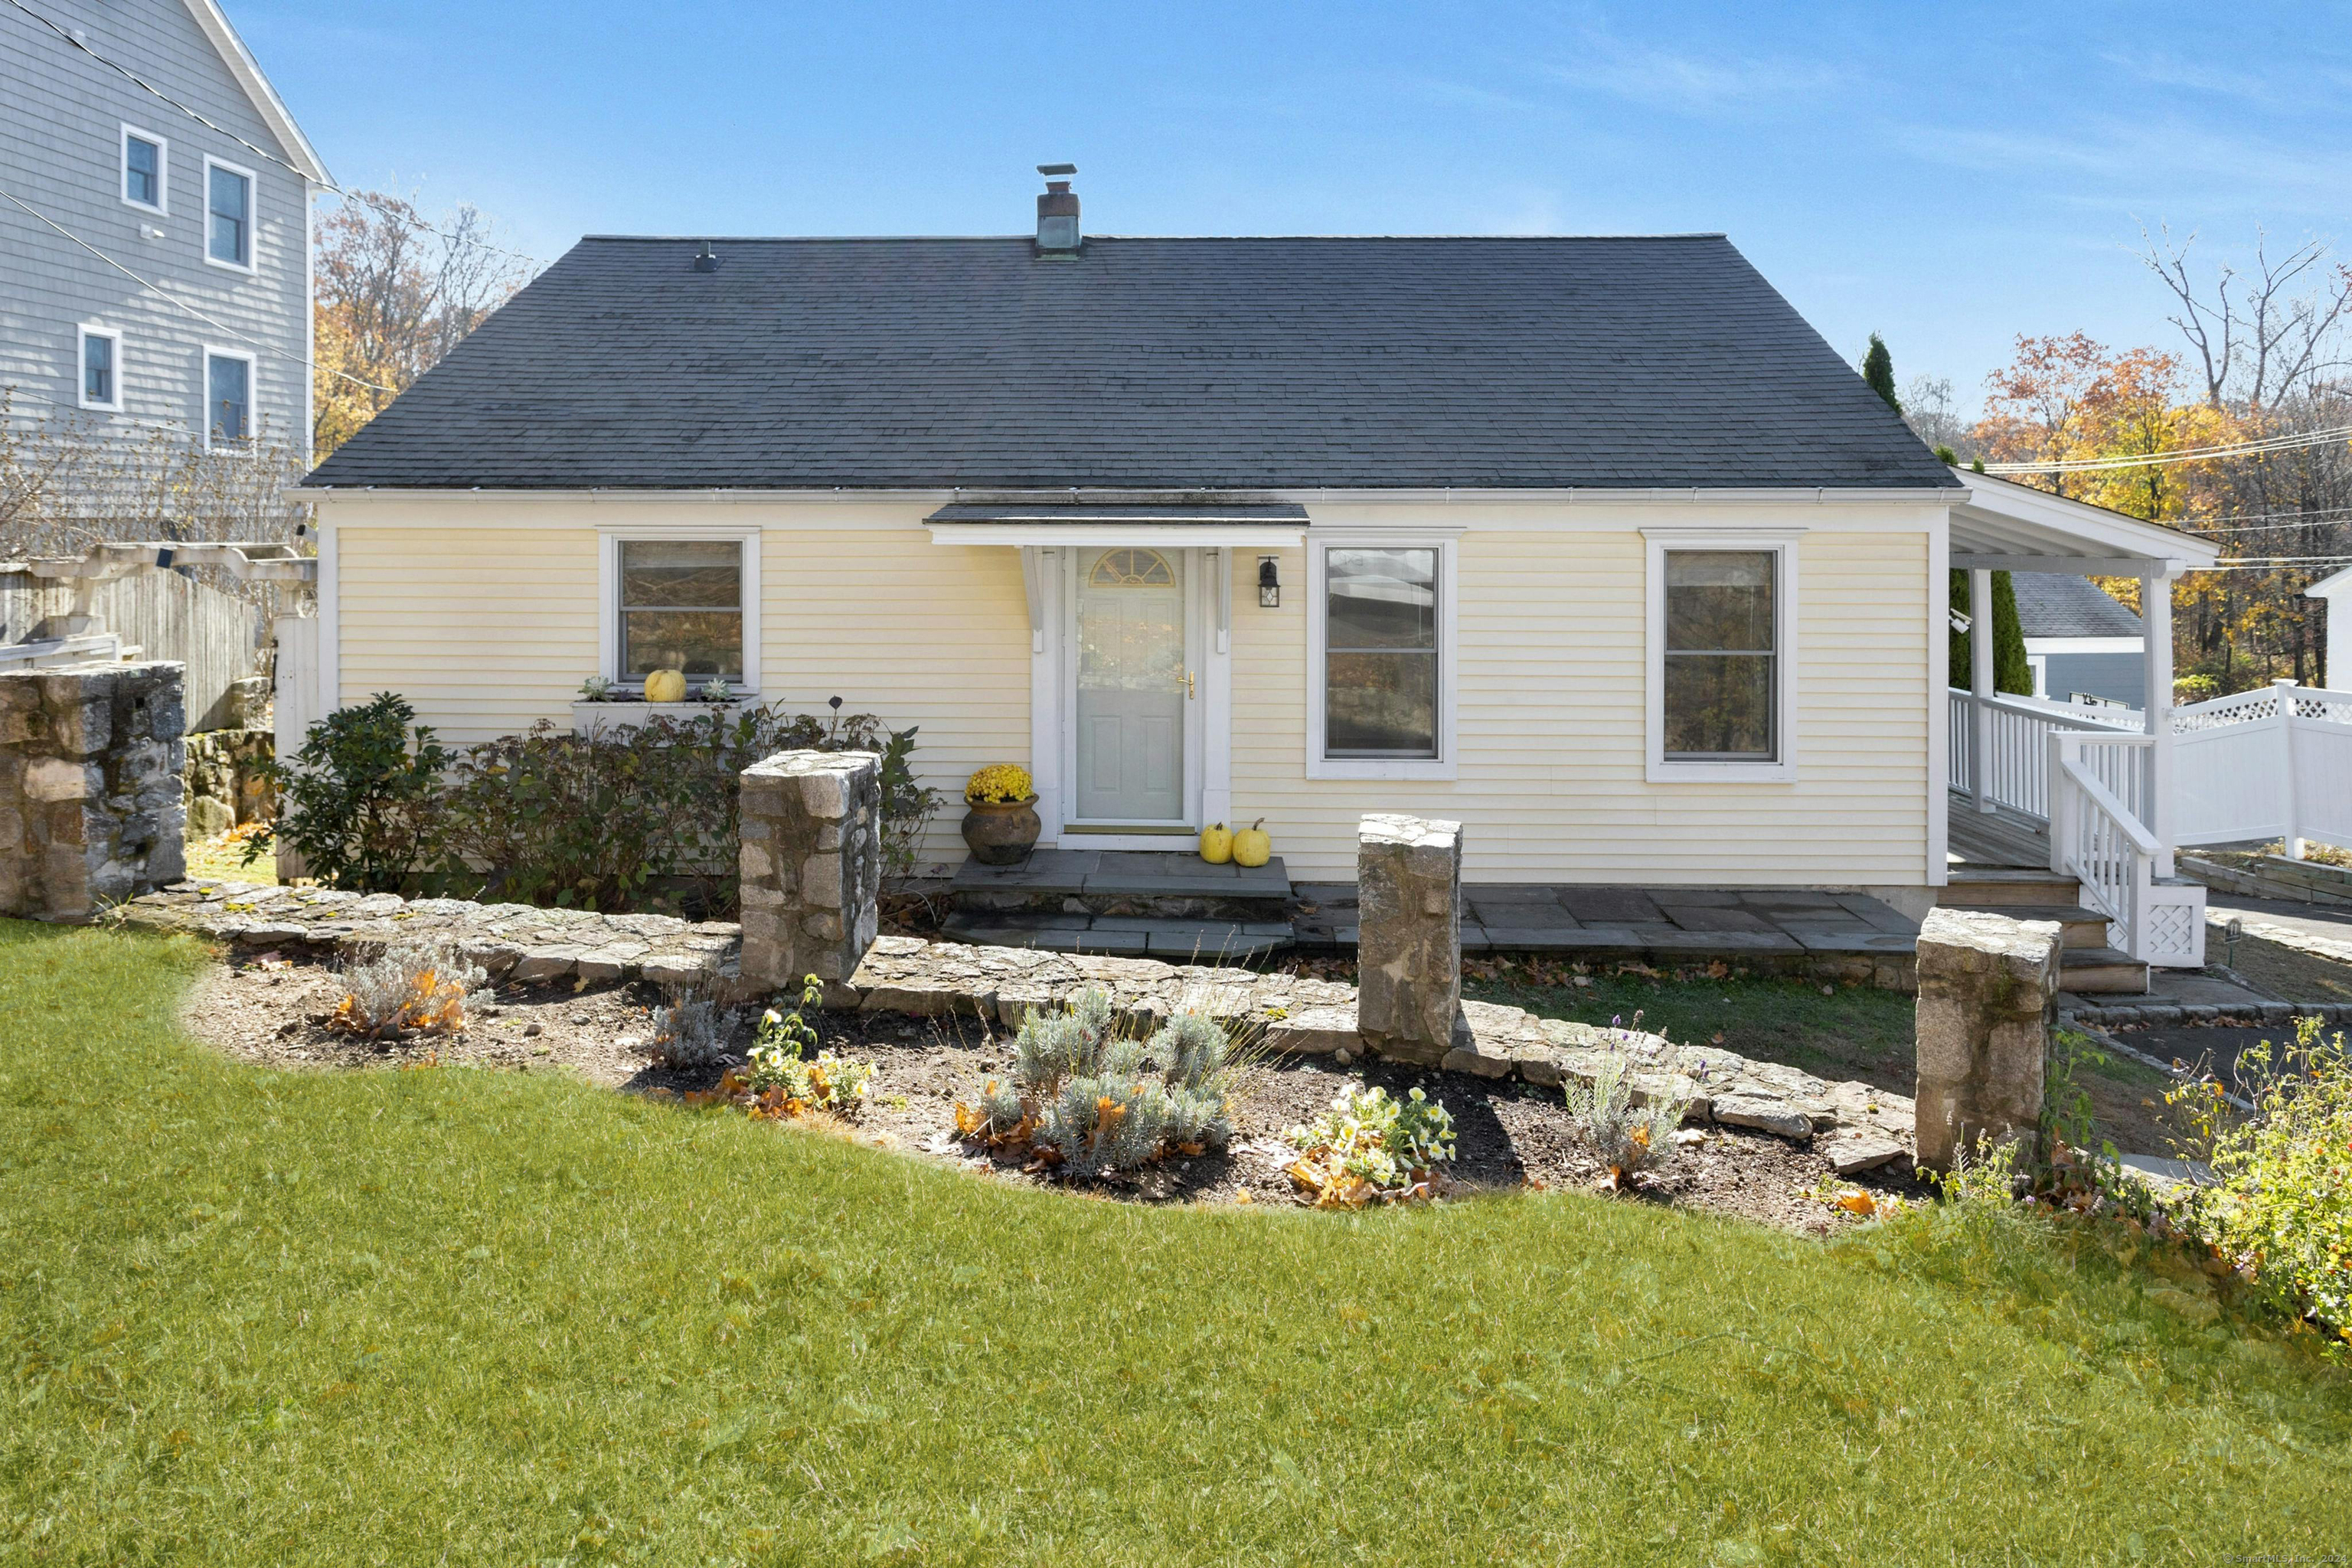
[{"xmin": 1089, "ymin": 548, "xmax": 1175, "ymax": 586}]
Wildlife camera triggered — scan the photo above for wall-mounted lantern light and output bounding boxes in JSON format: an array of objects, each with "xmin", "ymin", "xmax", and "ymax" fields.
[{"xmin": 1258, "ymin": 556, "xmax": 1280, "ymax": 607}]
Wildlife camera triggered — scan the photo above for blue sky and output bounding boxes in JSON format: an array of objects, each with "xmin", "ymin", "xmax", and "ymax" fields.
[{"xmin": 240, "ymin": 0, "xmax": 2352, "ymax": 413}]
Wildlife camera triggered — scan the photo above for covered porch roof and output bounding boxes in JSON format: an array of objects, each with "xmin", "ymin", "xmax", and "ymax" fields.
[
  {"xmin": 1949, "ymin": 469, "xmax": 2221, "ymax": 576},
  {"xmin": 922, "ymin": 498, "xmax": 1309, "ymax": 547}
]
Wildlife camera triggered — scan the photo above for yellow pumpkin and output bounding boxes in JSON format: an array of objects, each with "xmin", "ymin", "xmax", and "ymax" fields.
[
  {"xmin": 1198, "ymin": 822, "xmax": 1233, "ymax": 864},
  {"xmin": 642, "ymin": 668, "xmax": 688, "ymax": 704},
  {"xmin": 1233, "ymin": 818, "xmax": 1271, "ymax": 868}
]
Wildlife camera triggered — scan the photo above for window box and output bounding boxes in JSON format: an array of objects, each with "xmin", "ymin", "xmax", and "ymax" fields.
[{"xmin": 570, "ymin": 697, "xmax": 758, "ymax": 736}]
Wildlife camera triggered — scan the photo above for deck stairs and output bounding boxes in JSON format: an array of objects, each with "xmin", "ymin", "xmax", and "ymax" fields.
[{"xmin": 1935, "ymin": 867, "xmax": 2149, "ymax": 994}]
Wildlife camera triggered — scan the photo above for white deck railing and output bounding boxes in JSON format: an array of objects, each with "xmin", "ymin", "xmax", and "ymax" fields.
[
  {"xmin": 2047, "ymin": 731, "xmax": 2207, "ymax": 968},
  {"xmin": 1947, "ymin": 688, "xmax": 2144, "ymax": 822}
]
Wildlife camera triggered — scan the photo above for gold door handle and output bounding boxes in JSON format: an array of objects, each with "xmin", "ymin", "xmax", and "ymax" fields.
[{"xmin": 1177, "ymin": 667, "xmax": 1195, "ymax": 698}]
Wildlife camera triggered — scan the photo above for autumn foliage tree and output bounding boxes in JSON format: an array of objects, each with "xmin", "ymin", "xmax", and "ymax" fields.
[
  {"xmin": 1971, "ymin": 239, "xmax": 2352, "ymax": 693},
  {"xmin": 313, "ymin": 194, "xmax": 534, "ymax": 458}
]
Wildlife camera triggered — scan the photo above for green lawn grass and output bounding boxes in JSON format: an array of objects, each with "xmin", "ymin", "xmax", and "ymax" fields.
[
  {"xmin": 1466, "ymin": 969, "xmax": 1917, "ymax": 1090},
  {"xmin": 5, "ymin": 923, "xmax": 2350, "ymax": 1565}
]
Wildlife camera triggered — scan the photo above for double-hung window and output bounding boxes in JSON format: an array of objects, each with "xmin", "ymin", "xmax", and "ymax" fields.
[
  {"xmin": 204, "ymin": 349, "xmax": 252, "ymax": 445},
  {"xmin": 1306, "ymin": 537, "xmax": 1459, "ymax": 779},
  {"xmin": 121, "ymin": 126, "xmax": 166, "ymax": 212},
  {"xmin": 614, "ymin": 538, "xmax": 750, "ymax": 688},
  {"xmin": 204, "ymin": 158, "xmax": 254, "ymax": 270},
  {"xmin": 1645, "ymin": 531, "xmax": 1798, "ymax": 782},
  {"xmin": 78, "ymin": 324, "xmax": 122, "ymax": 411}
]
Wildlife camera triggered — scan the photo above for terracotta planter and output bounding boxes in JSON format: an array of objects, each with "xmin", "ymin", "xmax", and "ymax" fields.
[{"xmin": 961, "ymin": 797, "xmax": 1041, "ymax": 866}]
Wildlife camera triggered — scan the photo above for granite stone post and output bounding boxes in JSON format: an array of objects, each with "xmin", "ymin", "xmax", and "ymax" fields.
[
  {"xmin": 1355, "ymin": 812, "xmax": 1464, "ymax": 1065},
  {"xmin": 1913, "ymin": 908, "xmax": 2061, "ymax": 1171},
  {"xmin": 0, "ymin": 660, "xmax": 187, "ymax": 922},
  {"xmin": 737, "ymin": 749, "xmax": 881, "ymax": 991}
]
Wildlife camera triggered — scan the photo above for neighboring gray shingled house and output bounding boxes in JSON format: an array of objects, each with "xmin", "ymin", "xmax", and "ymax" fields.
[
  {"xmin": 1, "ymin": 0, "xmax": 325, "ymax": 455},
  {"xmin": 288, "ymin": 170, "xmax": 2218, "ymax": 928},
  {"xmin": 2011, "ymin": 571, "xmax": 2145, "ymax": 708}
]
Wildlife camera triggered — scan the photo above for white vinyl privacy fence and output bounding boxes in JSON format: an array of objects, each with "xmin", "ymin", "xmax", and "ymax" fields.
[{"xmin": 2173, "ymin": 681, "xmax": 2352, "ymax": 857}]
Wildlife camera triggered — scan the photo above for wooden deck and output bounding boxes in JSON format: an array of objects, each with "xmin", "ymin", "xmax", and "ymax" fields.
[{"xmin": 1948, "ymin": 790, "xmax": 2053, "ymax": 869}]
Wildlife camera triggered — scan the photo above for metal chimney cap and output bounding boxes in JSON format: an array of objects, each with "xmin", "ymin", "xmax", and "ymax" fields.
[{"xmin": 1037, "ymin": 162, "xmax": 1077, "ymax": 178}]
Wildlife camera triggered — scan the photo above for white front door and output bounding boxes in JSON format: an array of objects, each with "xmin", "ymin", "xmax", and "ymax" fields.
[{"xmin": 1073, "ymin": 546, "xmax": 1189, "ymax": 823}]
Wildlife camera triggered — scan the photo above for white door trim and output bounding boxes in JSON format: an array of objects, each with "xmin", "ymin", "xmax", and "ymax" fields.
[{"xmin": 1028, "ymin": 544, "xmax": 1230, "ymax": 851}]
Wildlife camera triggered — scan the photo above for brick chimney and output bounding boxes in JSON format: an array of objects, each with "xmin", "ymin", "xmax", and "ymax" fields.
[{"xmin": 1035, "ymin": 164, "xmax": 1080, "ymax": 256}]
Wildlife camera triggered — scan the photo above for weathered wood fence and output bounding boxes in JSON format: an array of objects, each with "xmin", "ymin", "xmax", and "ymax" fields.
[{"xmin": 0, "ymin": 565, "xmax": 264, "ymax": 730}]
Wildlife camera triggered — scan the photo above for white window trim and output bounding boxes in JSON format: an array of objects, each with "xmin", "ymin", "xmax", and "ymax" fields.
[
  {"xmin": 201, "ymin": 155, "xmax": 257, "ymax": 273},
  {"xmin": 119, "ymin": 123, "xmax": 168, "ymax": 214},
  {"xmin": 1305, "ymin": 531, "xmax": 1460, "ymax": 782},
  {"xmin": 596, "ymin": 528, "xmax": 762, "ymax": 695},
  {"xmin": 199, "ymin": 345, "xmax": 256, "ymax": 450},
  {"xmin": 77, "ymin": 322, "xmax": 123, "ymax": 412},
  {"xmin": 1644, "ymin": 527, "xmax": 1803, "ymax": 784}
]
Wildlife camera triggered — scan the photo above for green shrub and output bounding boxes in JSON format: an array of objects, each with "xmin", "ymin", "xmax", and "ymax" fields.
[
  {"xmin": 263, "ymin": 697, "xmax": 940, "ymax": 913},
  {"xmin": 2167, "ymin": 1016, "xmax": 2352, "ymax": 1344},
  {"xmin": 251, "ymin": 691, "xmax": 448, "ymax": 892}
]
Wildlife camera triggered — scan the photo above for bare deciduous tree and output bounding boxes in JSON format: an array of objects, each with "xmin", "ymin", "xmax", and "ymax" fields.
[
  {"xmin": 314, "ymin": 192, "xmax": 535, "ymax": 456},
  {"xmin": 2138, "ymin": 224, "xmax": 2352, "ymax": 413},
  {"xmin": 0, "ymin": 387, "xmax": 308, "ymax": 564}
]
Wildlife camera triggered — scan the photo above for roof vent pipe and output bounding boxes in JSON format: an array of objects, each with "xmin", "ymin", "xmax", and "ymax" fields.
[
  {"xmin": 1035, "ymin": 164, "xmax": 1080, "ymax": 256},
  {"xmin": 693, "ymin": 240, "xmax": 720, "ymax": 273}
]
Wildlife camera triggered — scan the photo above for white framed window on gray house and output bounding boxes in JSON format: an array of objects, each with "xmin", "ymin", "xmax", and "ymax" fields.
[
  {"xmin": 201, "ymin": 348, "xmax": 253, "ymax": 446},
  {"xmin": 1643, "ymin": 528, "xmax": 1801, "ymax": 783},
  {"xmin": 203, "ymin": 156, "xmax": 256, "ymax": 271},
  {"xmin": 596, "ymin": 531, "xmax": 762, "ymax": 691},
  {"xmin": 1305, "ymin": 534, "xmax": 1459, "ymax": 780},
  {"xmin": 120, "ymin": 126, "xmax": 167, "ymax": 213},
  {"xmin": 78, "ymin": 324, "xmax": 122, "ymax": 412}
]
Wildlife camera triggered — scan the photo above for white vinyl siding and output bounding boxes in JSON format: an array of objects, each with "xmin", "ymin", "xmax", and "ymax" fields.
[
  {"xmin": 1232, "ymin": 523, "xmax": 1927, "ymax": 882},
  {"xmin": 333, "ymin": 511, "xmax": 1034, "ymax": 864},
  {"xmin": 325, "ymin": 501, "xmax": 1930, "ymax": 882}
]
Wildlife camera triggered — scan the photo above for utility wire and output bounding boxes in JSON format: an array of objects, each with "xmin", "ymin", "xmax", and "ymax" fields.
[
  {"xmin": 0, "ymin": 184, "xmax": 398, "ymax": 393},
  {"xmin": 1982, "ymin": 423, "xmax": 2352, "ymax": 475},
  {"xmin": 3, "ymin": 0, "xmax": 546, "ymax": 268}
]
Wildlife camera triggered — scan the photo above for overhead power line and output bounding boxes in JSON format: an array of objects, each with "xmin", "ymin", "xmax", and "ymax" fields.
[
  {"xmin": 3, "ymin": 0, "xmax": 545, "ymax": 268},
  {"xmin": 1982, "ymin": 423, "xmax": 2352, "ymax": 475},
  {"xmin": 0, "ymin": 184, "xmax": 397, "ymax": 393}
]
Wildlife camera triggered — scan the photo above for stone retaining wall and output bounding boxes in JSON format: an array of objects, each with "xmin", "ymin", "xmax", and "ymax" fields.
[
  {"xmin": 119, "ymin": 880, "xmax": 1914, "ymax": 1165},
  {"xmin": 2, "ymin": 660, "xmax": 186, "ymax": 920},
  {"xmin": 183, "ymin": 728, "xmax": 275, "ymax": 840}
]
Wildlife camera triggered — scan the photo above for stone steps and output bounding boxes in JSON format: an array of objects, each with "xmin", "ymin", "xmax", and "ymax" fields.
[
  {"xmin": 939, "ymin": 913, "xmax": 1292, "ymax": 962},
  {"xmin": 2059, "ymin": 945, "xmax": 2150, "ymax": 995},
  {"xmin": 1940, "ymin": 902, "xmax": 2110, "ymax": 948}
]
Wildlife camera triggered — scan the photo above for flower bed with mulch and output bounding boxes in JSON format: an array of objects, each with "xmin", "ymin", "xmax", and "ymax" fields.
[{"xmin": 181, "ymin": 946, "xmax": 1924, "ymax": 1233}]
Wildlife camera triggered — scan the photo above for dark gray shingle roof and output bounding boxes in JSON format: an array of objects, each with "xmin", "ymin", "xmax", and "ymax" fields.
[
  {"xmin": 2011, "ymin": 571, "xmax": 2144, "ymax": 639},
  {"xmin": 305, "ymin": 234, "xmax": 1961, "ymax": 492}
]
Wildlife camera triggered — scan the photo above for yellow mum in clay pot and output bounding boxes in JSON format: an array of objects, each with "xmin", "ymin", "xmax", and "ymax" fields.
[{"xmin": 961, "ymin": 764, "xmax": 1040, "ymax": 866}]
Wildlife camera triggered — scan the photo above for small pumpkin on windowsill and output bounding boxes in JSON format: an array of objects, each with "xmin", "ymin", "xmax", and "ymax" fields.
[
  {"xmin": 641, "ymin": 668, "xmax": 688, "ymax": 704},
  {"xmin": 961, "ymin": 764, "xmax": 1040, "ymax": 867}
]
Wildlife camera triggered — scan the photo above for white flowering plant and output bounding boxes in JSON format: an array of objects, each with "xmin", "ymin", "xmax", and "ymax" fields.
[
  {"xmin": 1284, "ymin": 1083, "xmax": 1457, "ymax": 1206},
  {"xmin": 731, "ymin": 976, "xmax": 877, "ymax": 1118}
]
